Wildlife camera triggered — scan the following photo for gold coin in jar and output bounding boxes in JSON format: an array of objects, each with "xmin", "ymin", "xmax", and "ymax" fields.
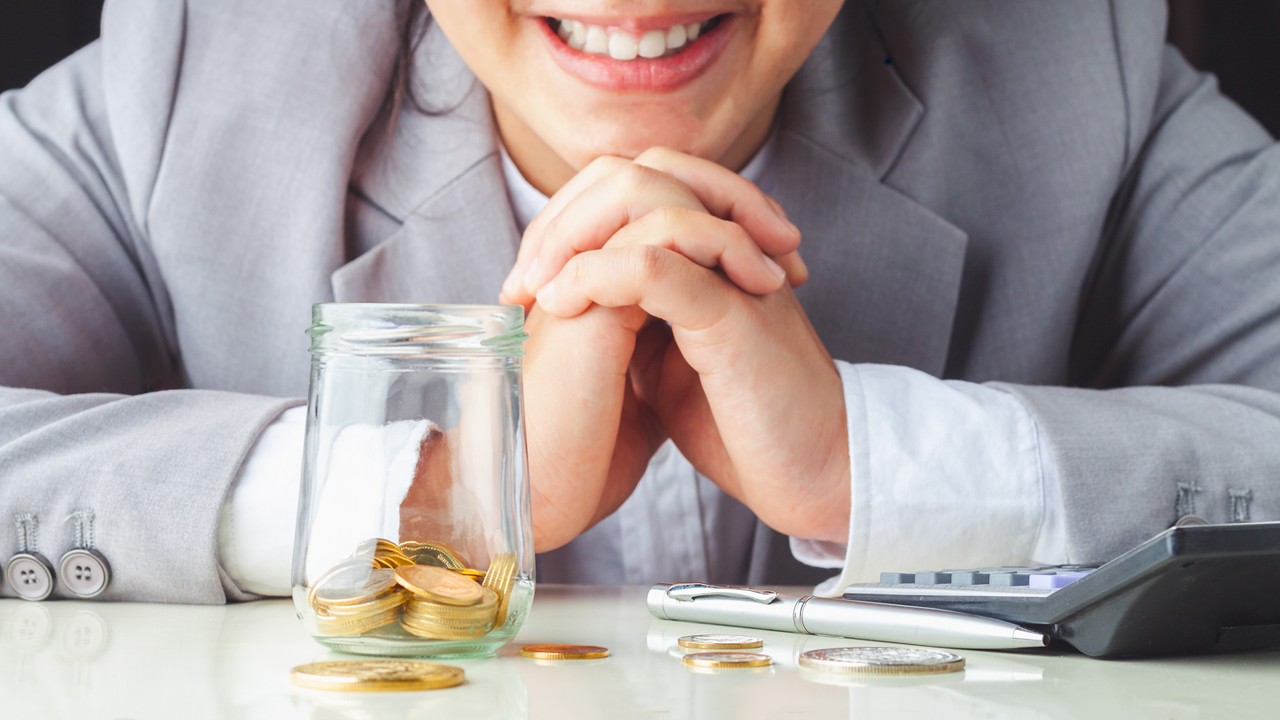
[{"xmin": 395, "ymin": 565, "xmax": 484, "ymax": 606}]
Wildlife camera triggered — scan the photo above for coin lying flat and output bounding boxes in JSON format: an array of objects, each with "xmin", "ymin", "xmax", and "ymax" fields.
[
  {"xmin": 289, "ymin": 660, "xmax": 465, "ymax": 692},
  {"xmin": 798, "ymin": 647, "xmax": 965, "ymax": 676},
  {"xmin": 678, "ymin": 634, "xmax": 765, "ymax": 651},
  {"xmin": 396, "ymin": 565, "xmax": 484, "ymax": 606},
  {"xmin": 519, "ymin": 644, "xmax": 610, "ymax": 660},
  {"xmin": 682, "ymin": 652, "xmax": 773, "ymax": 669}
]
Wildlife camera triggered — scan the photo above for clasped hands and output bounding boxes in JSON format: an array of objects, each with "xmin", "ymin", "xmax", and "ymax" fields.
[{"xmin": 499, "ymin": 148, "xmax": 850, "ymax": 553}]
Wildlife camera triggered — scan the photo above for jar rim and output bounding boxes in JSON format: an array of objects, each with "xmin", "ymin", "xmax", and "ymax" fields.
[{"xmin": 309, "ymin": 303, "xmax": 526, "ymax": 357}]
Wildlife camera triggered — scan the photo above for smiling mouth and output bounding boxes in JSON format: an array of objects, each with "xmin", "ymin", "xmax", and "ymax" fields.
[{"xmin": 545, "ymin": 15, "xmax": 727, "ymax": 61}]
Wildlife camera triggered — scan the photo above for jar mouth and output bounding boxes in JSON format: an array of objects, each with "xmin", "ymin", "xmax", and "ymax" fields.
[{"xmin": 309, "ymin": 303, "xmax": 526, "ymax": 357}]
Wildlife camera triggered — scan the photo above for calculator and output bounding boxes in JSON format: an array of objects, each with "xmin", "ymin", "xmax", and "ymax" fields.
[{"xmin": 841, "ymin": 522, "xmax": 1280, "ymax": 658}]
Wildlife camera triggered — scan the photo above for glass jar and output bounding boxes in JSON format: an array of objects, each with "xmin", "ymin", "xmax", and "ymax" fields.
[{"xmin": 292, "ymin": 303, "xmax": 533, "ymax": 658}]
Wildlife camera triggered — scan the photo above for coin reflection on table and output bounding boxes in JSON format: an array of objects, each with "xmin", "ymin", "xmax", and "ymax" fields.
[{"xmin": 289, "ymin": 660, "xmax": 465, "ymax": 692}]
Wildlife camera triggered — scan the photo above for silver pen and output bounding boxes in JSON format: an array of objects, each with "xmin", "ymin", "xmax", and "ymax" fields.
[{"xmin": 647, "ymin": 583, "xmax": 1048, "ymax": 651}]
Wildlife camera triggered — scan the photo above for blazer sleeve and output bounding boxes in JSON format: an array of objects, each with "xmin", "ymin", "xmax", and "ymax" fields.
[
  {"xmin": 996, "ymin": 36, "xmax": 1280, "ymax": 562},
  {"xmin": 0, "ymin": 2, "xmax": 297, "ymax": 603}
]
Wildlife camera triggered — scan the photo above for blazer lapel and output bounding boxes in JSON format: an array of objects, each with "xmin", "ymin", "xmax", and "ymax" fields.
[
  {"xmin": 773, "ymin": 0, "xmax": 968, "ymax": 377},
  {"xmin": 335, "ymin": 2, "xmax": 966, "ymax": 373},
  {"xmin": 333, "ymin": 19, "xmax": 519, "ymax": 304}
]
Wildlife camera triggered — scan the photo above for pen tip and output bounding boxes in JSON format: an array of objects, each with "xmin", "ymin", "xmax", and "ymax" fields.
[{"xmin": 1013, "ymin": 628, "xmax": 1050, "ymax": 647}]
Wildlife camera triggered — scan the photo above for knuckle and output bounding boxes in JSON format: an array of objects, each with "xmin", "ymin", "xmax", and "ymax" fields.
[
  {"xmin": 636, "ymin": 146, "xmax": 676, "ymax": 165},
  {"xmin": 644, "ymin": 204, "xmax": 689, "ymax": 230},
  {"xmin": 586, "ymin": 154, "xmax": 626, "ymax": 175},
  {"xmin": 631, "ymin": 244, "xmax": 668, "ymax": 283}
]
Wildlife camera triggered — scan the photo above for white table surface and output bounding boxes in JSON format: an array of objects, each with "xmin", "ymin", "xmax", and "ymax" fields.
[{"xmin": 2, "ymin": 584, "xmax": 1278, "ymax": 719}]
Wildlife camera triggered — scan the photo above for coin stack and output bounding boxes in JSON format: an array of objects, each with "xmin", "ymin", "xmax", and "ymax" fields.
[
  {"xmin": 308, "ymin": 539, "xmax": 519, "ymax": 641},
  {"xmin": 400, "ymin": 566, "xmax": 501, "ymax": 639},
  {"xmin": 310, "ymin": 562, "xmax": 407, "ymax": 637}
]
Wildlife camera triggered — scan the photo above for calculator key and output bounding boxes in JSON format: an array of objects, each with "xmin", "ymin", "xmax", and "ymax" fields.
[
  {"xmin": 948, "ymin": 572, "xmax": 991, "ymax": 585},
  {"xmin": 987, "ymin": 572, "xmax": 1031, "ymax": 586},
  {"xmin": 879, "ymin": 572, "xmax": 915, "ymax": 584},
  {"xmin": 1028, "ymin": 571, "xmax": 1091, "ymax": 589},
  {"xmin": 915, "ymin": 572, "xmax": 952, "ymax": 585}
]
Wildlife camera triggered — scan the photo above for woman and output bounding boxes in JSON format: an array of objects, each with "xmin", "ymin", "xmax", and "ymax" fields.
[{"xmin": 1, "ymin": 0, "xmax": 1278, "ymax": 603}]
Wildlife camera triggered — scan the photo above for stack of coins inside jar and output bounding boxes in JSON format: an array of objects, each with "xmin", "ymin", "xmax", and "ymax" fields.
[{"xmin": 307, "ymin": 539, "xmax": 517, "ymax": 640}]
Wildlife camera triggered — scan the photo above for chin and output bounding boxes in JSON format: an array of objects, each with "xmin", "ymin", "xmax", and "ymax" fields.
[{"xmin": 555, "ymin": 121, "xmax": 723, "ymax": 166}]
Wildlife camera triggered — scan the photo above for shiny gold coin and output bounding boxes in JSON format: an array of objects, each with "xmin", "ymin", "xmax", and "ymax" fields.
[
  {"xmin": 317, "ymin": 589, "xmax": 407, "ymax": 618},
  {"xmin": 519, "ymin": 644, "xmax": 610, "ymax": 660},
  {"xmin": 372, "ymin": 554, "xmax": 415, "ymax": 569},
  {"xmin": 404, "ymin": 587, "xmax": 497, "ymax": 619},
  {"xmin": 682, "ymin": 652, "xmax": 774, "ymax": 670},
  {"xmin": 458, "ymin": 568, "xmax": 486, "ymax": 582},
  {"xmin": 482, "ymin": 552, "xmax": 517, "ymax": 625},
  {"xmin": 797, "ymin": 647, "xmax": 965, "ymax": 676},
  {"xmin": 311, "ymin": 564, "xmax": 397, "ymax": 607},
  {"xmin": 396, "ymin": 565, "xmax": 484, "ymax": 606},
  {"xmin": 678, "ymin": 634, "xmax": 765, "ymax": 651},
  {"xmin": 400, "ymin": 541, "xmax": 467, "ymax": 570},
  {"xmin": 290, "ymin": 660, "xmax": 464, "ymax": 692},
  {"xmin": 314, "ymin": 606, "xmax": 403, "ymax": 637},
  {"xmin": 401, "ymin": 619, "xmax": 491, "ymax": 640}
]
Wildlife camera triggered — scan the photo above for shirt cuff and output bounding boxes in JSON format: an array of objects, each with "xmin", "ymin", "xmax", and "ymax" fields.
[
  {"xmin": 791, "ymin": 362, "xmax": 1067, "ymax": 597},
  {"xmin": 218, "ymin": 404, "xmax": 306, "ymax": 597}
]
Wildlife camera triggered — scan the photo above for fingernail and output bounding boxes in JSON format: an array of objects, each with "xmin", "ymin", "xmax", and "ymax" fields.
[
  {"xmin": 535, "ymin": 280, "xmax": 557, "ymax": 309},
  {"xmin": 764, "ymin": 256, "xmax": 786, "ymax": 281},
  {"xmin": 521, "ymin": 257, "xmax": 541, "ymax": 291}
]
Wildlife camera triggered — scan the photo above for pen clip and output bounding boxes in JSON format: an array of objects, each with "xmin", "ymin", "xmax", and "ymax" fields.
[{"xmin": 665, "ymin": 583, "xmax": 779, "ymax": 604}]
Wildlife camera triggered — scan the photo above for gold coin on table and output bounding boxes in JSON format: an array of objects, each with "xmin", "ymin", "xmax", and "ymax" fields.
[
  {"xmin": 396, "ymin": 565, "xmax": 484, "ymax": 606},
  {"xmin": 797, "ymin": 647, "xmax": 965, "ymax": 676},
  {"xmin": 519, "ymin": 644, "xmax": 610, "ymax": 660},
  {"xmin": 682, "ymin": 652, "xmax": 773, "ymax": 670},
  {"xmin": 290, "ymin": 660, "xmax": 464, "ymax": 692},
  {"xmin": 677, "ymin": 634, "xmax": 765, "ymax": 651}
]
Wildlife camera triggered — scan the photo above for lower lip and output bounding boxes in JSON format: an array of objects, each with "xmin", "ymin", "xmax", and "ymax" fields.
[{"xmin": 537, "ymin": 16, "xmax": 735, "ymax": 92}]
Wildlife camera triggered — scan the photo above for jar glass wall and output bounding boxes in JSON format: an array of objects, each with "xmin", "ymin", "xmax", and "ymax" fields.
[{"xmin": 292, "ymin": 304, "xmax": 533, "ymax": 658}]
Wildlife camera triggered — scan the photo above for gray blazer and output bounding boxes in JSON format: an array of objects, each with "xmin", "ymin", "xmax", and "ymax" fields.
[{"xmin": 1, "ymin": 0, "xmax": 1278, "ymax": 603}]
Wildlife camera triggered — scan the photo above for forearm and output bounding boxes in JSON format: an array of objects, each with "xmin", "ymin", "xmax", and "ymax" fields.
[{"xmin": 0, "ymin": 386, "xmax": 299, "ymax": 603}]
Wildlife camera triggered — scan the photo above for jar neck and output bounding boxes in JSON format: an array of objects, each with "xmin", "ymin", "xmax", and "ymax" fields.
[{"xmin": 308, "ymin": 304, "xmax": 526, "ymax": 359}]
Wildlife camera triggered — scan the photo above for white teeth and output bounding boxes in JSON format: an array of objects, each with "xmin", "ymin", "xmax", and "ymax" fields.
[
  {"xmin": 638, "ymin": 30, "xmax": 666, "ymax": 59},
  {"xmin": 608, "ymin": 32, "xmax": 638, "ymax": 60},
  {"xmin": 584, "ymin": 25, "xmax": 609, "ymax": 54},
  {"xmin": 666, "ymin": 23, "xmax": 687, "ymax": 50},
  {"xmin": 554, "ymin": 18, "xmax": 712, "ymax": 60}
]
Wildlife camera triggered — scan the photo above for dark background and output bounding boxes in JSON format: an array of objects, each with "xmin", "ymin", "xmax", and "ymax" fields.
[{"xmin": 0, "ymin": 0, "xmax": 1277, "ymax": 136}]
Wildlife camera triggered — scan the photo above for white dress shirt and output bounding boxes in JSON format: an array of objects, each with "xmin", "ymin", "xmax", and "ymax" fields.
[{"xmin": 217, "ymin": 136, "xmax": 1067, "ymax": 597}]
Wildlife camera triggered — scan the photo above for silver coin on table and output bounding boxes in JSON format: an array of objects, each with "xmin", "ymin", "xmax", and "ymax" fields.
[
  {"xmin": 677, "ymin": 634, "xmax": 765, "ymax": 651},
  {"xmin": 798, "ymin": 647, "xmax": 965, "ymax": 676}
]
